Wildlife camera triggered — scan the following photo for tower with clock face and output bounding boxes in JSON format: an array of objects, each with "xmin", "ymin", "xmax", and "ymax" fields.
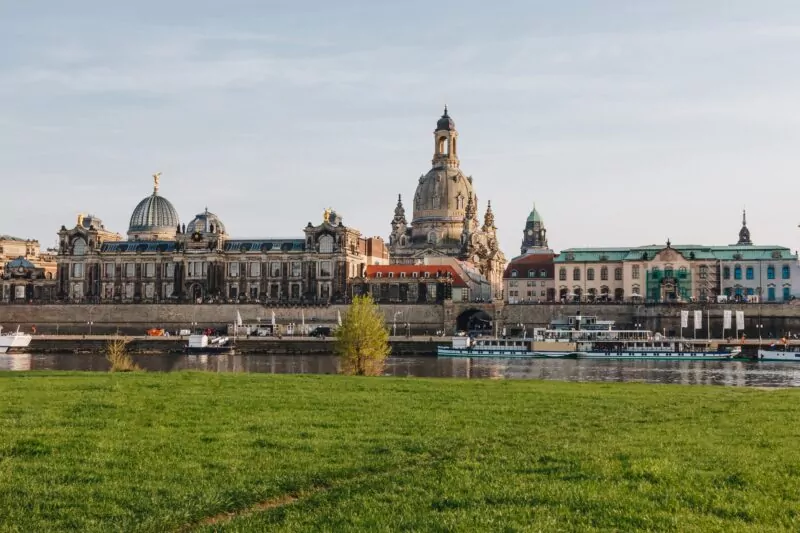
[{"xmin": 521, "ymin": 204, "xmax": 548, "ymax": 254}]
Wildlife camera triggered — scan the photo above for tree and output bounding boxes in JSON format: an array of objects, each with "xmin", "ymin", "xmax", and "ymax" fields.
[{"xmin": 335, "ymin": 295, "xmax": 391, "ymax": 376}]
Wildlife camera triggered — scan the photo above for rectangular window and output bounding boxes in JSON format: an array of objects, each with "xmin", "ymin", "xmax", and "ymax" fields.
[
  {"xmin": 291, "ymin": 261, "xmax": 302, "ymax": 278},
  {"xmin": 783, "ymin": 265, "xmax": 791, "ymax": 279},
  {"xmin": 164, "ymin": 262, "xmax": 175, "ymax": 278},
  {"xmin": 746, "ymin": 267, "xmax": 754, "ymax": 280},
  {"xmin": 632, "ymin": 265, "xmax": 640, "ymax": 280},
  {"xmin": 249, "ymin": 262, "xmax": 261, "ymax": 277},
  {"xmin": 125, "ymin": 263, "xmax": 135, "ymax": 278},
  {"xmin": 614, "ymin": 268, "xmax": 622, "ymax": 281},
  {"xmin": 271, "ymin": 262, "xmax": 281, "ymax": 277},
  {"xmin": 559, "ymin": 268, "xmax": 566, "ymax": 281},
  {"xmin": 320, "ymin": 261, "xmax": 332, "ymax": 277},
  {"xmin": 229, "ymin": 262, "xmax": 239, "ymax": 277},
  {"xmin": 144, "ymin": 263, "xmax": 155, "ymax": 278},
  {"xmin": 71, "ymin": 263, "xmax": 84, "ymax": 278},
  {"xmin": 164, "ymin": 282, "xmax": 174, "ymax": 297},
  {"xmin": 699, "ymin": 266, "xmax": 708, "ymax": 279},
  {"xmin": 768, "ymin": 287, "xmax": 776, "ymax": 301},
  {"xmin": 103, "ymin": 262, "xmax": 115, "ymax": 279}
]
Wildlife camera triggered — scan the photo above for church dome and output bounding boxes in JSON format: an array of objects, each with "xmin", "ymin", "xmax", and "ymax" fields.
[
  {"xmin": 128, "ymin": 191, "xmax": 180, "ymax": 239},
  {"xmin": 436, "ymin": 106, "xmax": 455, "ymax": 131},
  {"xmin": 186, "ymin": 210, "xmax": 226, "ymax": 235},
  {"xmin": 413, "ymin": 167, "xmax": 475, "ymax": 220}
]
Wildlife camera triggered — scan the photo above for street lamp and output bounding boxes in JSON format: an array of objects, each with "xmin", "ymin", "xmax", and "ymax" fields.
[
  {"xmin": 87, "ymin": 321, "xmax": 93, "ymax": 336},
  {"xmin": 757, "ymin": 323, "xmax": 764, "ymax": 344},
  {"xmin": 635, "ymin": 322, "xmax": 642, "ymax": 331}
]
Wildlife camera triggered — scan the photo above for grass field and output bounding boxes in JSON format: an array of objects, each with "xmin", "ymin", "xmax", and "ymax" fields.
[{"xmin": 0, "ymin": 372, "xmax": 799, "ymax": 532}]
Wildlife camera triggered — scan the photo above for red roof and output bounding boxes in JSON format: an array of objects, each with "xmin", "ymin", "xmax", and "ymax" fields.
[
  {"xmin": 503, "ymin": 252, "xmax": 555, "ymax": 279},
  {"xmin": 364, "ymin": 265, "xmax": 468, "ymax": 288}
]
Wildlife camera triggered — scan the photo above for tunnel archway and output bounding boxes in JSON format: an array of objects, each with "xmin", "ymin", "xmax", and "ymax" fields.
[{"xmin": 456, "ymin": 308, "xmax": 493, "ymax": 335}]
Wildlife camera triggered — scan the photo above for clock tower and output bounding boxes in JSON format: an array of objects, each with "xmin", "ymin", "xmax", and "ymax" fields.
[{"xmin": 521, "ymin": 204, "xmax": 548, "ymax": 254}]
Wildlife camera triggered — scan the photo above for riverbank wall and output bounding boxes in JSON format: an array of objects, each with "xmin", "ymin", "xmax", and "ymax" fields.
[{"xmin": 3, "ymin": 302, "xmax": 800, "ymax": 339}]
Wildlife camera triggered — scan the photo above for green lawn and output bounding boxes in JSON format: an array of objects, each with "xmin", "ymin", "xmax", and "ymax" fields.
[{"xmin": 0, "ymin": 373, "xmax": 799, "ymax": 532}]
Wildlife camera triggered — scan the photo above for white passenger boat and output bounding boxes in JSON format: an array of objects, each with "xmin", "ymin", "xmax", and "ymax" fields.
[
  {"xmin": 0, "ymin": 326, "xmax": 33, "ymax": 354},
  {"xmin": 436, "ymin": 336, "xmax": 576, "ymax": 358},
  {"xmin": 757, "ymin": 343, "xmax": 800, "ymax": 362},
  {"xmin": 437, "ymin": 314, "xmax": 739, "ymax": 360},
  {"xmin": 186, "ymin": 334, "xmax": 234, "ymax": 354}
]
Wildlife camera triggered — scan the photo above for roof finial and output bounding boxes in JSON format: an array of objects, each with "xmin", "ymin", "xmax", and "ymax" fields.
[
  {"xmin": 153, "ymin": 172, "xmax": 162, "ymax": 194},
  {"xmin": 742, "ymin": 207, "xmax": 747, "ymax": 226},
  {"xmin": 443, "ymin": 104, "xmax": 448, "ymax": 117},
  {"xmin": 666, "ymin": 238, "xmax": 671, "ymax": 248}
]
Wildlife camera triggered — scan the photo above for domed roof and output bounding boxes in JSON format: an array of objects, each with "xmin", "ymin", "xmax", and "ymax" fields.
[
  {"xmin": 436, "ymin": 106, "xmax": 455, "ymax": 131},
  {"xmin": 186, "ymin": 210, "xmax": 226, "ymax": 235},
  {"xmin": 128, "ymin": 191, "xmax": 180, "ymax": 235},
  {"xmin": 413, "ymin": 167, "xmax": 474, "ymax": 219},
  {"xmin": 527, "ymin": 204, "xmax": 543, "ymax": 223},
  {"xmin": 6, "ymin": 256, "xmax": 35, "ymax": 269}
]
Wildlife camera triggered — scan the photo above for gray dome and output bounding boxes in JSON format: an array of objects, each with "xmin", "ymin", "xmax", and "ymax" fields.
[
  {"xmin": 128, "ymin": 192, "xmax": 180, "ymax": 234},
  {"xmin": 186, "ymin": 210, "xmax": 226, "ymax": 235}
]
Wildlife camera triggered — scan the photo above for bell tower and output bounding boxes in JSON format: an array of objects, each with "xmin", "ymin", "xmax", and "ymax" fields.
[{"xmin": 432, "ymin": 106, "xmax": 459, "ymax": 169}]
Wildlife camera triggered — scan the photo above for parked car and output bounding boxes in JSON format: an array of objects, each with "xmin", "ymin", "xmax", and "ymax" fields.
[{"xmin": 309, "ymin": 326, "xmax": 333, "ymax": 338}]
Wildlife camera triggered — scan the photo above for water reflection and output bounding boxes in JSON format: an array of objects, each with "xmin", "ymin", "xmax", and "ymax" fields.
[{"xmin": 4, "ymin": 353, "xmax": 800, "ymax": 387}]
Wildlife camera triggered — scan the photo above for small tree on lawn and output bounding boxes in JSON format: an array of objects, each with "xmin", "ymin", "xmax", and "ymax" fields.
[{"xmin": 336, "ymin": 294, "xmax": 391, "ymax": 376}]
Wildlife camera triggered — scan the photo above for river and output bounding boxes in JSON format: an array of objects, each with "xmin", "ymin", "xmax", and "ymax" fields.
[{"xmin": 2, "ymin": 353, "xmax": 800, "ymax": 387}]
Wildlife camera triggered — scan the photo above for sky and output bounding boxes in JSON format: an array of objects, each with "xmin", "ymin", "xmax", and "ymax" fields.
[{"xmin": 2, "ymin": 1, "xmax": 800, "ymax": 258}]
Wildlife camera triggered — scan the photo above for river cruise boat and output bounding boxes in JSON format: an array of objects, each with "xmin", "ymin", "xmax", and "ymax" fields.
[
  {"xmin": 0, "ymin": 326, "xmax": 32, "ymax": 354},
  {"xmin": 436, "ymin": 336, "xmax": 575, "ymax": 358},
  {"xmin": 757, "ymin": 343, "xmax": 800, "ymax": 362},
  {"xmin": 438, "ymin": 315, "xmax": 739, "ymax": 360}
]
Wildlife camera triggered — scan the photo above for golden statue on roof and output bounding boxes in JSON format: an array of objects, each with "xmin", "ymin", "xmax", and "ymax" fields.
[
  {"xmin": 323, "ymin": 208, "xmax": 331, "ymax": 223},
  {"xmin": 153, "ymin": 172, "xmax": 162, "ymax": 193}
]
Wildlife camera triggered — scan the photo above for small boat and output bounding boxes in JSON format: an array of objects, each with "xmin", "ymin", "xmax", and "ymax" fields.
[
  {"xmin": 757, "ymin": 343, "xmax": 800, "ymax": 362},
  {"xmin": 0, "ymin": 326, "xmax": 32, "ymax": 354},
  {"xmin": 185, "ymin": 334, "xmax": 235, "ymax": 354}
]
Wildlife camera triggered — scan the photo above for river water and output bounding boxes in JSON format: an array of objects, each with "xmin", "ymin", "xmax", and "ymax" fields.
[{"xmin": 2, "ymin": 353, "xmax": 800, "ymax": 387}]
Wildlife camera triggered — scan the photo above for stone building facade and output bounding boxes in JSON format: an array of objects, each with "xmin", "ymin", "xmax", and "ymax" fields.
[
  {"xmin": 504, "ymin": 205, "xmax": 556, "ymax": 303},
  {"xmin": 0, "ymin": 234, "xmax": 58, "ymax": 302},
  {"xmin": 56, "ymin": 176, "xmax": 387, "ymax": 304},
  {"xmin": 388, "ymin": 108, "xmax": 506, "ymax": 296},
  {"xmin": 553, "ymin": 213, "xmax": 798, "ymax": 303}
]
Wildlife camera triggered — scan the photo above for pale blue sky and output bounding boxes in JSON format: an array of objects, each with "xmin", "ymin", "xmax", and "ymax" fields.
[{"xmin": 3, "ymin": 1, "xmax": 800, "ymax": 257}]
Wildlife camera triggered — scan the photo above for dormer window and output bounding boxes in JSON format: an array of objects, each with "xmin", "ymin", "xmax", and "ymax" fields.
[
  {"xmin": 511, "ymin": 270, "xmax": 518, "ymax": 278},
  {"xmin": 376, "ymin": 272, "xmax": 382, "ymax": 278},
  {"xmin": 424, "ymin": 272, "xmax": 430, "ymax": 279},
  {"xmin": 412, "ymin": 272, "xmax": 419, "ymax": 278},
  {"xmin": 400, "ymin": 272, "xmax": 406, "ymax": 278},
  {"xmin": 388, "ymin": 272, "xmax": 394, "ymax": 278}
]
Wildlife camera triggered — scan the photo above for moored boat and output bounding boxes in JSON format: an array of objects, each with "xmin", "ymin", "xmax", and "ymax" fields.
[
  {"xmin": 0, "ymin": 326, "xmax": 32, "ymax": 354},
  {"xmin": 436, "ymin": 336, "xmax": 578, "ymax": 358},
  {"xmin": 186, "ymin": 334, "xmax": 235, "ymax": 354},
  {"xmin": 757, "ymin": 343, "xmax": 800, "ymax": 362}
]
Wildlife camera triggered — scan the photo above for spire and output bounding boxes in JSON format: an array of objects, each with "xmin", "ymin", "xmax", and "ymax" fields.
[
  {"xmin": 393, "ymin": 194, "xmax": 407, "ymax": 225},
  {"xmin": 483, "ymin": 200, "xmax": 495, "ymax": 232},
  {"xmin": 464, "ymin": 193, "xmax": 475, "ymax": 221},
  {"xmin": 737, "ymin": 208, "xmax": 752, "ymax": 245}
]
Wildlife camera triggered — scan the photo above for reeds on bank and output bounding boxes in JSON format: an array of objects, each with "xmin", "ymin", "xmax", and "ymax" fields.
[{"xmin": 105, "ymin": 337, "xmax": 140, "ymax": 372}]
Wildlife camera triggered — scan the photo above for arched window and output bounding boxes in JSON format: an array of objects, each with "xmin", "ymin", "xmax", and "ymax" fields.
[
  {"xmin": 437, "ymin": 136, "xmax": 448, "ymax": 155},
  {"xmin": 319, "ymin": 235, "xmax": 334, "ymax": 254},
  {"xmin": 559, "ymin": 268, "xmax": 566, "ymax": 281},
  {"xmin": 72, "ymin": 237, "xmax": 87, "ymax": 256},
  {"xmin": 511, "ymin": 270, "xmax": 518, "ymax": 278},
  {"xmin": 664, "ymin": 267, "xmax": 673, "ymax": 279},
  {"xmin": 427, "ymin": 232, "xmax": 437, "ymax": 244},
  {"xmin": 746, "ymin": 267, "xmax": 754, "ymax": 280},
  {"xmin": 614, "ymin": 267, "xmax": 622, "ymax": 281},
  {"xmin": 540, "ymin": 269, "xmax": 547, "ymax": 278},
  {"xmin": 587, "ymin": 268, "xmax": 594, "ymax": 281},
  {"xmin": 600, "ymin": 267, "xmax": 608, "ymax": 281},
  {"xmin": 734, "ymin": 265, "xmax": 742, "ymax": 280},
  {"xmin": 782, "ymin": 265, "xmax": 791, "ymax": 279},
  {"xmin": 528, "ymin": 270, "xmax": 536, "ymax": 278},
  {"xmin": 767, "ymin": 265, "xmax": 775, "ymax": 279},
  {"xmin": 573, "ymin": 268, "xmax": 581, "ymax": 281}
]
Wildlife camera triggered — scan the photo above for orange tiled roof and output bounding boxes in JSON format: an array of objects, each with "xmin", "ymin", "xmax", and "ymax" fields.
[{"xmin": 364, "ymin": 265, "xmax": 468, "ymax": 288}]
